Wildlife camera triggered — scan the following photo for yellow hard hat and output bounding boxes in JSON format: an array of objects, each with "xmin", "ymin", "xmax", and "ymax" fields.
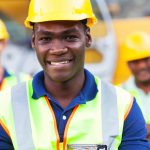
[
  {"xmin": 25, "ymin": 0, "xmax": 97, "ymax": 29},
  {"xmin": 0, "ymin": 19, "xmax": 9, "ymax": 40},
  {"xmin": 122, "ymin": 31, "xmax": 150, "ymax": 62}
]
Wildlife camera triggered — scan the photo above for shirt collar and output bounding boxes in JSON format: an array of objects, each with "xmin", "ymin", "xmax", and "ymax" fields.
[
  {"xmin": 0, "ymin": 69, "xmax": 11, "ymax": 84},
  {"xmin": 3, "ymin": 69, "xmax": 11, "ymax": 78},
  {"xmin": 32, "ymin": 69, "xmax": 98, "ymax": 103}
]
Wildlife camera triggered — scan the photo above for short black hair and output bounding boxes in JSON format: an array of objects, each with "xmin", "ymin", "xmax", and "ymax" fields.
[
  {"xmin": 81, "ymin": 19, "xmax": 87, "ymax": 25},
  {"xmin": 80, "ymin": 19, "xmax": 90, "ymax": 34},
  {"xmin": 81, "ymin": 19, "xmax": 88, "ymax": 28}
]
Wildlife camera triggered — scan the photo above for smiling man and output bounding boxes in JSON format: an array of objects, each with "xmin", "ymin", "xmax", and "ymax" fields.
[
  {"xmin": 121, "ymin": 31, "xmax": 150, "ymax": 140},
  {"xmin": 0, "ymin": 0, "xmax": 150, "ymax": 150},
  {"xmin": 32, "ymin": 20, "xmax": 91, "ymax": 108}
]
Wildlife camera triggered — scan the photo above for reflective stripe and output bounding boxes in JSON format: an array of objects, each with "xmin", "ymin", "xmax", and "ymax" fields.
[
  {"xmin": 11, "ymin": 82, "xmax": 35, "ymax": 150},
  {"xmin": 101, "ymin": 81, "xmax": 119, "ymax": 150}
]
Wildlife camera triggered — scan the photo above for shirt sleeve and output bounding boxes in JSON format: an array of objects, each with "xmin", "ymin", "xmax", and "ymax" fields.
[
  {"xmin": 119, "ymin": 98, "xmax": 150, "ymax": 150},
  {"xmin": 0, "ymin": 124, "xmax": 14, "ymax": 149}
]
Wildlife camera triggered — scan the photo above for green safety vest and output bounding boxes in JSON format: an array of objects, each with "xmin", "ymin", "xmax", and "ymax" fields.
[{"xmin": 0, "ymin": 76, "xmax": 133, "ymax": 150}]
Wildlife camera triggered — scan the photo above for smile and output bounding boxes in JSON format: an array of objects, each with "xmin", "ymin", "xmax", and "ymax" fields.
[{"xmin": 50, "ymin": 60, "xmax": 70, "ymax": 65}]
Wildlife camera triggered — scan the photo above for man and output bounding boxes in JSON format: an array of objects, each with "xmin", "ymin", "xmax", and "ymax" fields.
[
  {"xmin": 121, "ymin": 31, "xmax": 150, "ymax": 139},
  {"xmin": 0, "ymin": 19, "xmax": 30, "ymax": 90},
  {"xmin": 0, "ymin": 0, "xmax": 149, "ymax": 149}
]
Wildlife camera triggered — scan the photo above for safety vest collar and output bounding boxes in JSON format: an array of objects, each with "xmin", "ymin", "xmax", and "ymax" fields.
[
  {"xmin": 0, "ymin": 68, "xmax": 11, "ymax": 89},
  {"xmin": 3, "ymin": 68, "xmax": 11, "ymax": 78},
  {"xmin": 32, "ymin": 69, "xmax": 98, "ymax": 102}
]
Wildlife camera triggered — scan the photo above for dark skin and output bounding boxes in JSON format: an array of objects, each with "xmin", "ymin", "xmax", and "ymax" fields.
[
  {"xmin": 0, "ymin": 39, "xmax": 7, "ymax": 82},
  {"xmin": 128, "ymin": 57, "xmax": 150, "ymax": 140},
  {"xmin": 147, "ymin": 124, "xmax": 150, "ymax": 140},
  {"xmin": 128, "ymin": 57, "xmax": 150, "ymax": 94},
  {"xmin": 32, "ymin": 21, "xmax": 92, "ymax": 108}
]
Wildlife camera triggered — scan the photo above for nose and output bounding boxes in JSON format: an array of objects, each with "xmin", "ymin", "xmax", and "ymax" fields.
[
  {"xmin": 49, "ymin": 39, "xmax": 68, "ymax": 55},
  {"xmin": 49, "ymin": 48, "xmax": 68, "ymax": 55}
]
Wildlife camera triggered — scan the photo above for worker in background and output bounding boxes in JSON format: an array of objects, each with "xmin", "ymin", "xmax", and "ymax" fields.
[
  {"xmin": 120, "ymin": 31, "xmax": 150, "ymax": 140},
  {"xmin": 0, "ymin": 0, "xmax": 149, "ymax": 149},
  {"xmin": 0, "ymin": 19, "xmax": 30, "ymax": 90}
]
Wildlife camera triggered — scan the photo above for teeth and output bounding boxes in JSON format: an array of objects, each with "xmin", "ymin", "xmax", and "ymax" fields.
[{"xmin": 51, "ymin": 61, "xmax": 69, "ymax": 65}]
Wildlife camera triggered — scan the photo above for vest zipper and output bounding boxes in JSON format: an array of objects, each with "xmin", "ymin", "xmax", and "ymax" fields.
[
  {"xmin": 44, "ymin": 96, "xmax": 60, "ymax": 150},
  {"xmin": 63, "ymin": 105, "xmax": 79, "ymax": 150}
]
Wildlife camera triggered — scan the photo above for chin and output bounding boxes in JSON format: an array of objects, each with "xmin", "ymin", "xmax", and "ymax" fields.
[{"xmin": 50, "ymin": 73, "xmax": 72, "ymax": 83}]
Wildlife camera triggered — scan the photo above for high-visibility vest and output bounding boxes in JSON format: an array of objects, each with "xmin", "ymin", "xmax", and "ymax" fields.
[
  {"xmin": 0, "ymin": 73, "xmax": 31, "ymax": 90},
  {"xmin": 0, "ymin": 76, "xmax": 133, "ymax": 150}
]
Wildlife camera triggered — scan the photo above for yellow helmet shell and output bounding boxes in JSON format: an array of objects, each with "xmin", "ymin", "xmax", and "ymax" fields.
[
  {"xmin": 122, "ymin": 31, "xmax": 150, "ymax": 62},
  {"xmin": 0, "ymin": 19, "xmax": 9, "ymax": 40},
  {"xmin": 25, "ymin": 0, "xmax": 97, "ymax": 29}
]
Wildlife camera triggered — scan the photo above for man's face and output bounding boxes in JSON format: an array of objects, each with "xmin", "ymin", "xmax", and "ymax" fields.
[
  {"xmin": 128, "ymin": 57, "xmax": 150, "ymax": 83},
  {"xmin": 32, "ymin": 21, "xmax": 91, "ymax": 82}
]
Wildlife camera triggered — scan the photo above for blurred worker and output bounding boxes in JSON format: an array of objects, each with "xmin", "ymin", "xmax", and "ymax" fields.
[
  {"xmin": 0, "ymin": 19, "xmax": 30, "ymax": 90},
  {"xmin": 0, "ymin": 0, "xmax": 149, "ymax": 149},
  {"xmin": 121, "ymin": 31, "xmax": 150, "ymax": 140}
]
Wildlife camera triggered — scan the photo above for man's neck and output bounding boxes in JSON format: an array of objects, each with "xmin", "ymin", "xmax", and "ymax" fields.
[{"xmin": 44, "ymin": 71, "xmax": 85, "ymax": 108}]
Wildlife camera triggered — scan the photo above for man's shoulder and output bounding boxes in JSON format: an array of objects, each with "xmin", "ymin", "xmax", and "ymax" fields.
[
  {"xmin": 94, "ymin": 76, "xmax": 133, "ymax": 103},
  {"xmin": 95, "ymin": 76, "xmax": 131, "ymax": 93},
  {"xmin": 0, "ymin": 80, "xmax": 32, "ymax": 114}
]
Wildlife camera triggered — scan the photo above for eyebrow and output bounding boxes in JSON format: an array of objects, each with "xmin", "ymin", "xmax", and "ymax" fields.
[
  {"xmin": 36, "ymin": 28, "xmax": 80, "ymax": 36},
  {"xmin": 62, "ymin": 28, "xmax": 80, "ymax": 34}
]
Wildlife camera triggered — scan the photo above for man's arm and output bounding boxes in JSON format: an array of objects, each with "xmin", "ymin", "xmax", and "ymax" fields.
[
  {"xmin": 0, "ymin": 124, "xmax": 14, "ymax": 149},
  {"xmin": 119, "ymin": 99, "xmax": 150, "ymax": 150},
  {"xmin": 146, "ymin": 124, "xmax": 150, "ymax": 140}
]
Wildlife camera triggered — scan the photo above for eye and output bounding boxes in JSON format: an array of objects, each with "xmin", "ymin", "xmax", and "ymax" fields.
[
  {"xmin": 38, "ymin": 36, "xmax": 51, "ymax": 44},
  {"xmin": 40, "ymin": 37, "xmax": 51, "ymax": 41},
  {"xmin": 64, "ymin": 35, "xmax": 78, "ymax": 42}
]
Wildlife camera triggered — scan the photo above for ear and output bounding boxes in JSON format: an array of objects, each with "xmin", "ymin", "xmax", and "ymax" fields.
[
  {"xmin": 85, "ymin": 27, "xmax": 92, "ymax": 48},
  {"xmin": 31, "ymin": 32, "xmax": 35, "ymax": 49},
  {"xmin": 3, "ymin": 40, "xmax": 7, "ymax": 48},
  {"xmin": 0, "ymin": 39, "xmax": 7, "ymax": 52}
]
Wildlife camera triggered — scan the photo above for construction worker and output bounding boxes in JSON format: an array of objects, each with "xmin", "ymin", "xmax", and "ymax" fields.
[
  {"xmin": 0, "ymin": 19, "xmax": 30, "ymax": 90},
  {"xmin": 120, "ymin": 31, "xmax": 150, "ymax": 140},
  {"xmin": 0, "ymin": 0, "xmax": 149, "ymax": 149}
]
